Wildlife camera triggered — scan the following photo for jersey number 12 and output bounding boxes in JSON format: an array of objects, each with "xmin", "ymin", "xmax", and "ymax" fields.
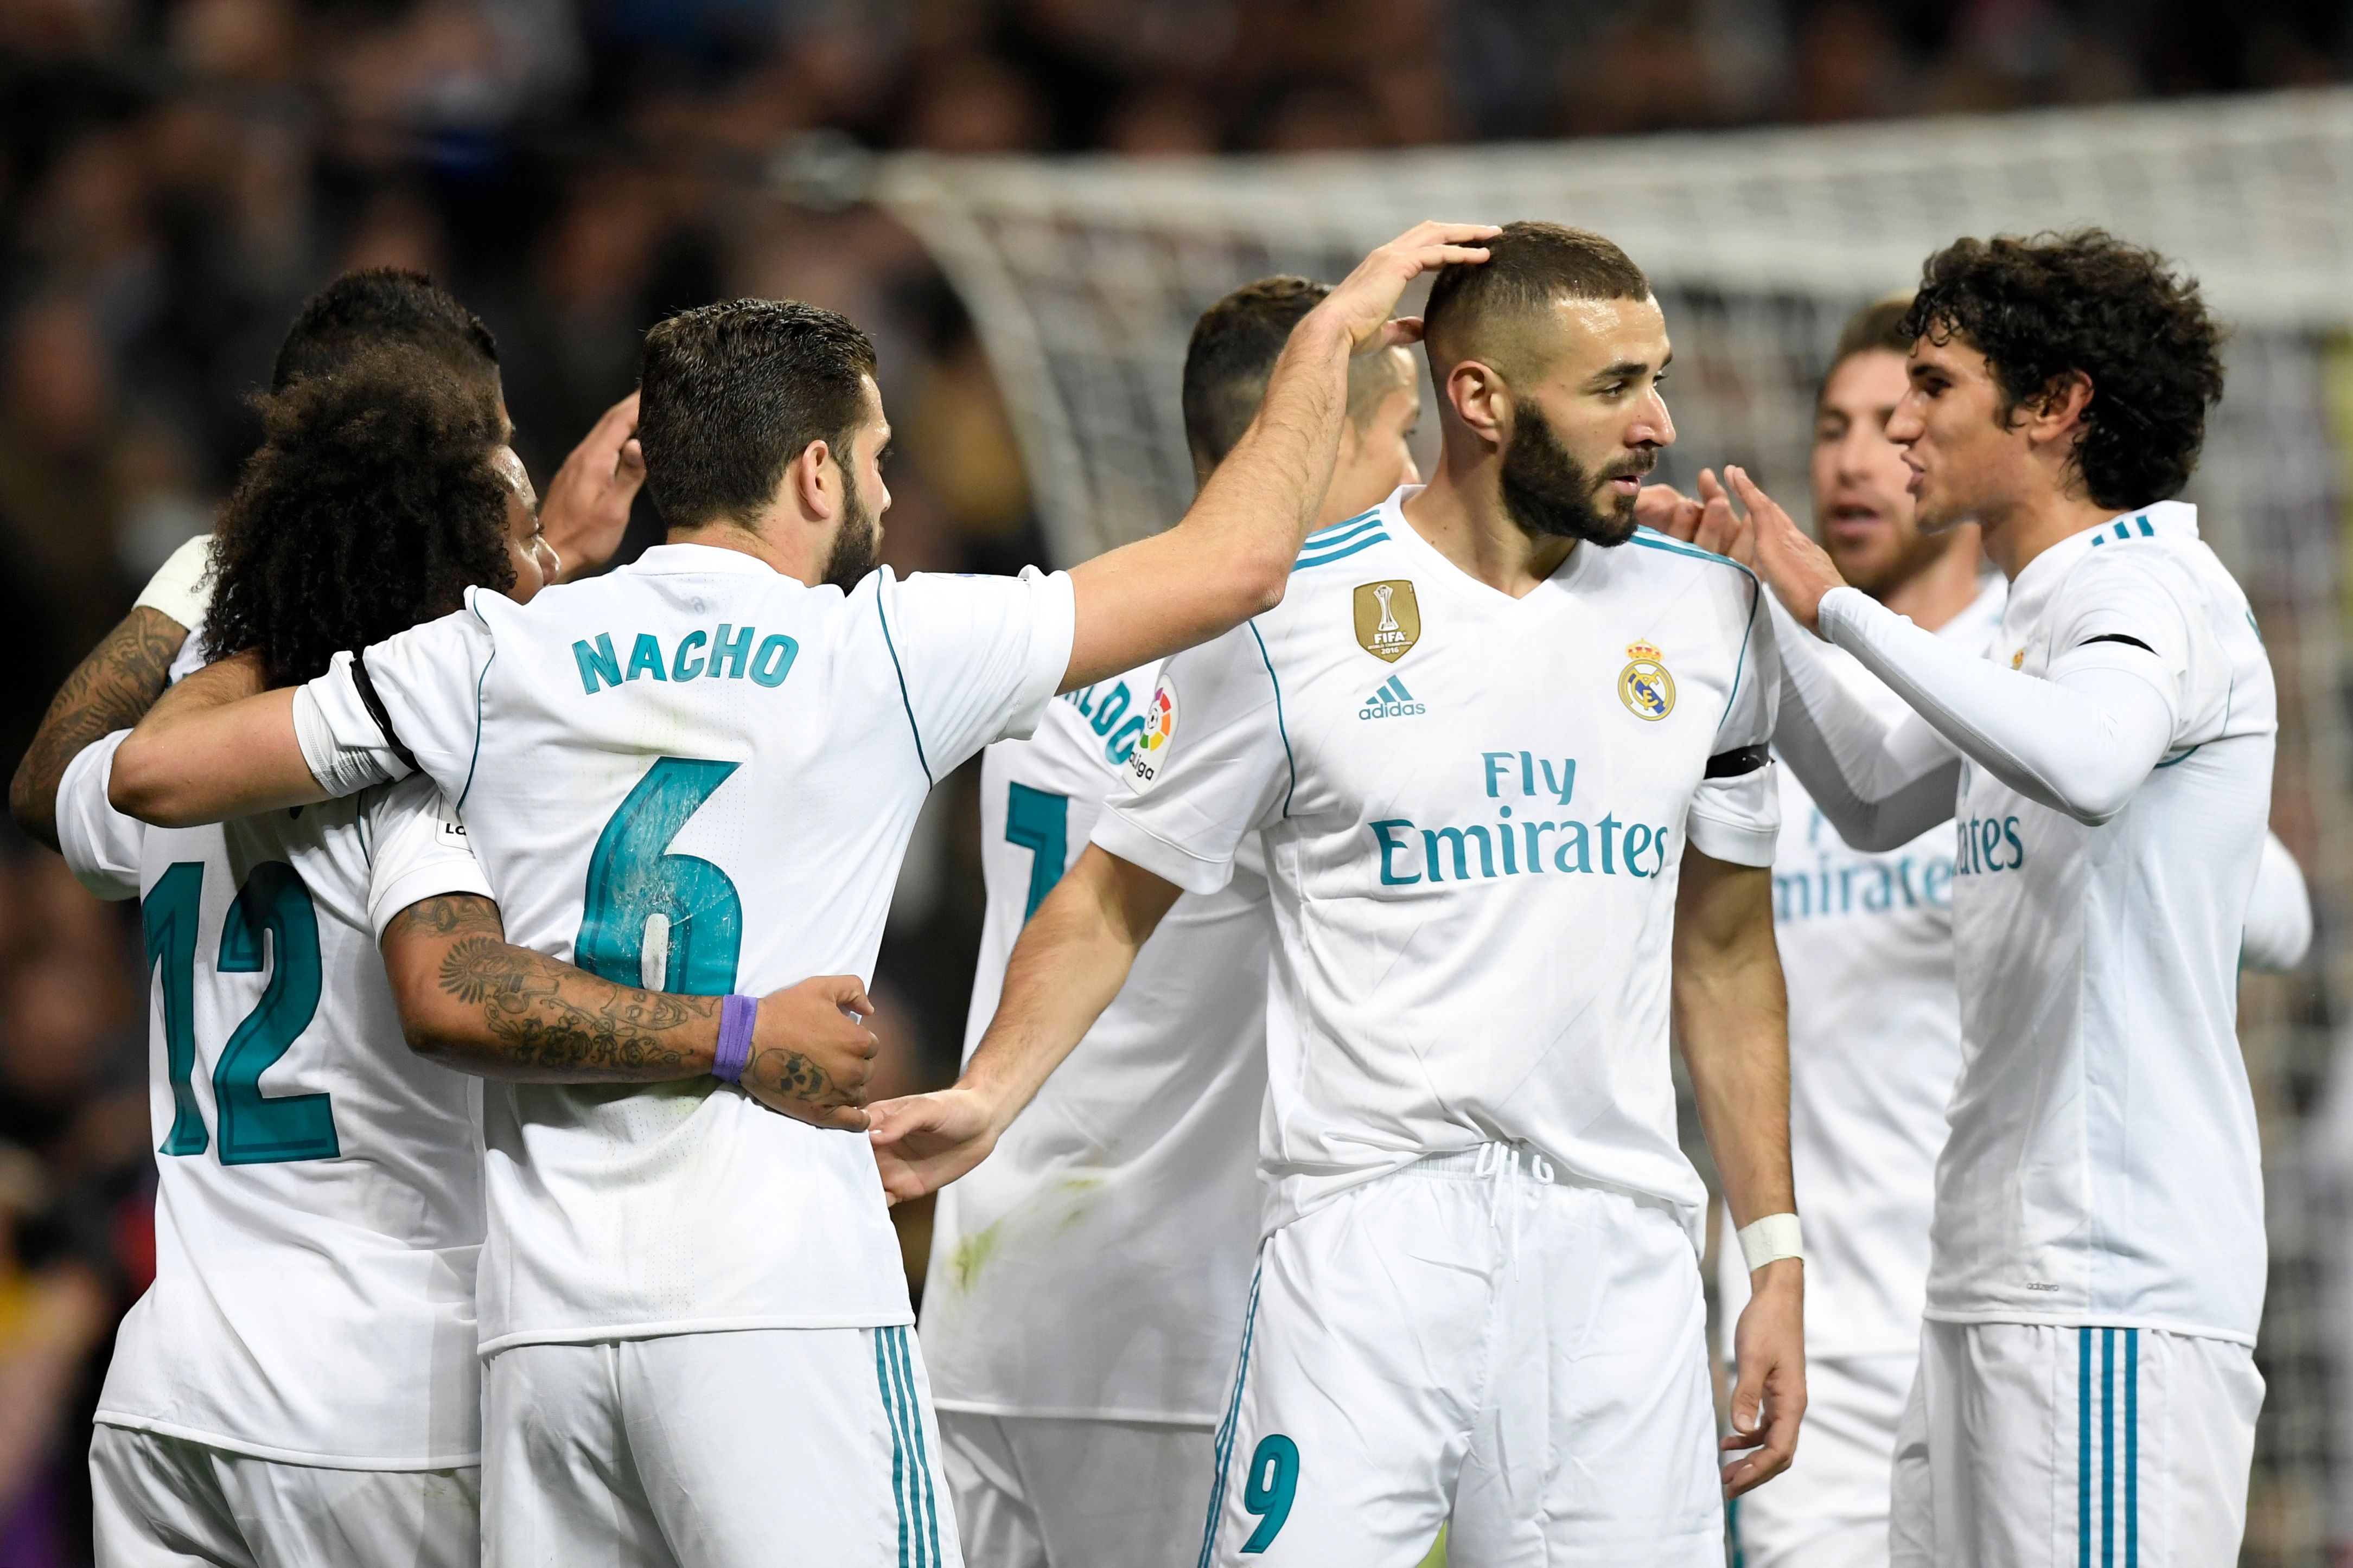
[{"xmin": 142, "ymin": 861, "xmax": 340, "ymax": 1165}]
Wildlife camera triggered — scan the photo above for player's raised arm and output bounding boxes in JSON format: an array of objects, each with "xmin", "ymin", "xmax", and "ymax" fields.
[
  {"xmin": 537, "ymin": 391, "xmax": 647, "ymax": 581},
  {"xmin": 1057, "ymin": 222, "xmax": 1495, "ymax": 692},
  {"xmin": 379, "ymin": 892, "xmax": 880, "ymax": 1130},
  {"xmin": 868, "ymin": 844, "xmax": 1182, "ymax": 1201},
  {"xmin": 9, "ymin": 534, "xmax": 211, "ymax": 850}
]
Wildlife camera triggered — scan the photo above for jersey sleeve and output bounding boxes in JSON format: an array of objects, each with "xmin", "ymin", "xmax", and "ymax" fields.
[
  {"xmin": 2045, "ymin": 550, "xmax": 2208, "ymax": 743},
  {"xmin": 1685, "ymin": 579, "xmax": 1782, "ymax": 868},
  {"xmin": 302, "ymin": 601, "xmax": 500, "ymax": 799},
  {"xmin": 364, "ymin": 776, "xmax": 496, "ymax": 938},
  {"xmin": 873, "ymin": 567, "xmax": 1077, "ymax": 782},
  {"xmin": 54, "ymin": 731, "xmax": 143, "ymax": 901},
  {"xmin": 1091, "ymin": 626, "xmax": 1289, "ymax": 895}
]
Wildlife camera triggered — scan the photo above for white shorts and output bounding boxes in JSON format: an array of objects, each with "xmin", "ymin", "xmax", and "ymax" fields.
[
  {"xmin": 90, "ymin": 1424, "xmax": 477, "ymax": 1568},
  {"xmin": 938, "ymin": 1411, "xmax": 1211, "ymax": 1568},
  {"xmin": 482, "ymin": 1325, "xmax": 962, "ymax": 1568},
  {"xmin": 1889, "ymin": 1321, "xmax": 2262, "ymax": 1568},
  {"xmin": 1200, "ymin": 1147, "xmax": 1721, "ymax": 1567},
  {"xmin": 1726, "ymin": 1351, "xmax": 1911, "ymax": 1568}
]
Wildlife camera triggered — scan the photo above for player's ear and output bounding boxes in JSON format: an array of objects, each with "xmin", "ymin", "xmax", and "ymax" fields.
[
  {"xmin": 1445, "ymin": 359, "xmax": 1509, "ymax": 449},
  {"xmin": 2022, "ymin": 369, "xmax": 2095, "ymax": 451},
  {"xmin": 790, "ymin": 439, "xmax": 837, "ymax": 522}
]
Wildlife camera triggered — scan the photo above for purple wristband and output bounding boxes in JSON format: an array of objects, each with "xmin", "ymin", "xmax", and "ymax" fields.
[{"xmin": 713, "ymin": 994, "xmax": 757, "ymax": 1084}]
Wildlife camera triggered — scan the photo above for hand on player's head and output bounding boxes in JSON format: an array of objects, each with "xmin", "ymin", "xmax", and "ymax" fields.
[
  {"xmin": 538, "ymin": 391, "xmax": 647, "ymax": 583},
  {"xmin": 739, "ymin": 975, "xmax": 879, "ymax": 1131},
  {"xmin": 1317, "ymin": 222, "xmax": 1502, "ymax": 356}
]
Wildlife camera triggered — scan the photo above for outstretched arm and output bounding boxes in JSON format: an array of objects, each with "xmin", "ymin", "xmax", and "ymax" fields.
[
  {"xmin": 1059, "ymin": 222, "xmax": 1496, "ymax": 692},
  {"xmin": 380, "ymin": 892, "xmax": 880, "ymax": 1130},
  {"xmin": 866, "ymin": 845, "xmax": 1182, "ymax": 1200},
  {"xmin": 1673, "ymin": 848, "xmax": 1804, "ymax": 1498},
  {"xmin": 1733, "ymin": 468, "xmax": 2176, "ymax": 827}
]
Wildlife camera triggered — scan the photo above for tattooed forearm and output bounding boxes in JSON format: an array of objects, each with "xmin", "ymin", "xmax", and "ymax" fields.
[
  {"xmin": 429, "ymin": 932, "xmax": 717, "ymax": 1080},
  {"xmin": 12, "ymin": 607, "xmax": 188, "ymax": 849}
]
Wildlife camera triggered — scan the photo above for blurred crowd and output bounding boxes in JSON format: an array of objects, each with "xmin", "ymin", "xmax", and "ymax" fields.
[{"xmin": 0, "ymin": 0, "xmax": 2348, "ymax": 1559}]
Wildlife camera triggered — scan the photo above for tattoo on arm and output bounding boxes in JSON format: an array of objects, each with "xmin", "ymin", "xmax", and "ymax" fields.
[
  {"xmin": 396, "ymin": 894, "xmax": 714, "ymax": 1079},
  {"xmin": 11, "ymin": 607, "xmax": 187, "ymax": 850}
]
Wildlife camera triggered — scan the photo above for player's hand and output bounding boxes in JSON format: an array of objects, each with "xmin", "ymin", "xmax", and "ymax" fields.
[
  {"xmin": 739, "ymin": 976, "xmax": 877, "ymax": 1131},
  {"xmin": 1312, "ymin": 222, "xmax": 1502, "ymax": 356},
  {"xmin": 1635, "ymin": 481, "xmax": 1701, "ymax": 540},
  {"xmin": 1726, "ymin": 465, "xmax": 1844, "ymax": 633},
  {"xmin": 1721, "ymin": 1257, "xmax": 1806, "ymax": 1497},
  {"xmin": 538, "ymin": 392, "xmax": 646, "ymax": 581},
  {"xmin": 866, "ymin": 1087, "xmax": 1002, "ymax": 1205}
]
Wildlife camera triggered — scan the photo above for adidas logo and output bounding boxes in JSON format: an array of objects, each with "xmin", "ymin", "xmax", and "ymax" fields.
[{"xmin": 1358, "ymin": 675, "xmax": 1426, "ymax": 721}]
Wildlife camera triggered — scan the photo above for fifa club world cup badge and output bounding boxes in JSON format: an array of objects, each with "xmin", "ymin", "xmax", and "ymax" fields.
[
  {"xmin": 1618, "ymin": 640, "xmax": 1675, "ymax": 720},
  {"xmin": 1124, "ymin": 678, "xmax": 1179, "ymax": 791},
  {"xmin": 1353, "ymin": 580, "xmax": 1420, "ymax": 663}
]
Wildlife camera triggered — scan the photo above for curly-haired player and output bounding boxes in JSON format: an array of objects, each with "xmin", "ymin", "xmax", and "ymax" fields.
[{"xmin": 1719, "ymin": 230, "xmax": 2276, "ymax": 1566}]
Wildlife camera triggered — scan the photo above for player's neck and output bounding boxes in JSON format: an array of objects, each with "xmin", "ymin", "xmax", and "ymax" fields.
[
  {"xmin": 1873, "ymin": 535, "xmax": 1985, "ymax": 631},
  {"xmin": 1400, "ymin": 463, "xmax": 1576, "ymax": 598},
  {"xmin": 664, "ymin": 520, "xmax": 819, "ymax": 586},
  {"xmin": 1977, "ymin": 483, "xmax": 2116, "ymax": 583}
]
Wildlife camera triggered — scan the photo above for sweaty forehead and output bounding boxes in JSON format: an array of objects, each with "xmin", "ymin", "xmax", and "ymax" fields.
[{"xmin": 1527, "ymin": 294, "xmax": 1669, "ymax": 384}]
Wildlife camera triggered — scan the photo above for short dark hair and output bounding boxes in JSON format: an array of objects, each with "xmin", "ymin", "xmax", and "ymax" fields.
[
  {"xmin": 1181, "ymin": 276, "xmax": 1412, "ymax": 475},
  {"xmin": 1422, "ymin": 220, "xmax": 1650, "ymax": 377},
  {"xmin": 205, "ymin": 346, "xmax": 515, "ymax": 688},
  {"xmin": 636, "ymin": 299, "xmax": 879, "ymax": 530},
  {"xmin": 1901, "ymin": 231, "xmax": 2224, "ymax": 509},
  {"xmin": 271, "ymin": 268, "xmax": 499, "ymax": 391},
  {"xmin": 1833, "ymin": 293, "xmax": 1916, "ymax": 366}
]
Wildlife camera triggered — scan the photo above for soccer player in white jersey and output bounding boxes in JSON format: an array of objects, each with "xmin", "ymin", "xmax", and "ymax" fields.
[
  {"xmin": 871, "ymin": 220, "xmax": 1807, "ymax": 1566},
  {"xmin": 106, "ymin": 221, "xmax": 1498, "ymax": 1567},
  {"xmin": 1714, "ymin": 231, "xmax": 2276, "ymax": 1566},
  {"xmin": 44, "ymin": 348, "xmax": 843, "ymax": 1568},
  {"xmin": 923, "ymin": 273, "xmax": 1422, "ymax": 1566}
]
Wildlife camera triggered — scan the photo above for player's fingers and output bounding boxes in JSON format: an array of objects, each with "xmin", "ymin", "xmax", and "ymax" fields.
[
  {"xmin": 1727, "ymin": 1361, "xmax": 1765, "ymax": 1439},
  {"xmin": 1724, "ymin": 465, "xmax": 1784, "ymax": 525},
  {"xmin": 1376, "ymin": 316, "xmax": 1425, "ymax": 348},
  {"xmin": 617, "ymin": 436, "xmax": 646, "ymax": 475}
]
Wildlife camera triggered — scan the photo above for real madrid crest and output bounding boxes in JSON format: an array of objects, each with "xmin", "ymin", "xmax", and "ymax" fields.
[
  {"xmin": 1618, "ymin": 640, "xmax": 1674, "ymax": 721},
  {"xmin": 1353, "ymin": 580, "xmax": 1420, "ymax": 663}
]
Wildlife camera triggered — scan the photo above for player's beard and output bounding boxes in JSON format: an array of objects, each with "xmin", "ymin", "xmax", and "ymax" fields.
[
  {"xmin": 1499, "ymin": 406, "xmax": 1651, "ymax": 548},
  {"xmin": 821, "ymin": 468, "xmax": 883, "ymax": 591}
]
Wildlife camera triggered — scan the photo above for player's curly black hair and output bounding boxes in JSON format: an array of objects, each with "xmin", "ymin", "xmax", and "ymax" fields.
[
  {"xmin": 203, "ymin": 345, "xmax": 516, "ymax": 688},
  {"xmin": 1900, "ymin": 231, "xmax": 2224, "ymax": 509}
]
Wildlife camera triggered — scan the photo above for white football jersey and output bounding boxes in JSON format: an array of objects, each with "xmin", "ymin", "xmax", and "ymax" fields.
[
  {"xmin": 55, "ymin": 731, "xmax": 493, "ymax": 1468},
  {"xmin": 302, "ymin": 544, "xmax": 1076, "ymax": 1352},
  {"xmin": 1094, "ymin": 489, "xmax": 1782, "ymax": 1234},
  {"xmin": 921, "ymin": 662, "xmax": 1270, "ymax": 1426},
  {"xmin": 1717, "ymin": 581, "xmax": 2004, "ymax": 1361},
  {"xmin": 1934, "ymin": 503, "xmax": 2274, "ymax": 1343}
]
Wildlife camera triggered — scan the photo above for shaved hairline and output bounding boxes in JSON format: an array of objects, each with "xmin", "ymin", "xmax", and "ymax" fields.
[{"xmin": 1424, "ymin": 287, "xmax": 1657, "ymax": 387}]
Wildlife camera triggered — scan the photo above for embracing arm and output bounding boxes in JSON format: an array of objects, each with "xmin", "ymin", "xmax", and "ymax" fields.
[
  {"xmin": 1772, "ymin": 610, "xmax": 1963, "ymax": 853},
  {"xmin": 1060, "ymin": 223, "xmax": 1495, "ymax": 692},
  {"xmin": 108, "ymin": 652, "xmax": 323, "ymax": 825},
  {"xmin": 866, "ymin": 845, "xmax": 1182, "ymax": 1200},
  {"xmin": 379, "ymin": 893, "xmax": 879, "ymax": 1129},
  {"xmin": 12, "ymin": 607, "xmax": 189, "ymax": 849},
  {"xmin": 1673, "ymin": 848, "xmax": 1804, "ymax": 1497}
]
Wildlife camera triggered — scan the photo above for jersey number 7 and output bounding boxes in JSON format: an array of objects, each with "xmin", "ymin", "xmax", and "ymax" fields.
[
  {"xmin": 142, "ymin": 861, "xmax": 340, "ymax": 1165},
  {"xmin": 576, "ymin": 757, "xmax": 744, "ymax": 996}
]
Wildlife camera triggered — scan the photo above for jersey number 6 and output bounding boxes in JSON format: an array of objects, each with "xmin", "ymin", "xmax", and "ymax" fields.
[{"xmin": 576, "ymin": 756, "xmax": 745, "ymax": 996}]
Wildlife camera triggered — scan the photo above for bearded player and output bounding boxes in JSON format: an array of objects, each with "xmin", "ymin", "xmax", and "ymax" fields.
[
  {"xmin": 873, "ymin": 220, "xmax": 1805, "ymax": 1566},
  {"xmin": 922, "ymin": 273, "xmax": 1421, "ymax": 1565},
  {"xmin": 1721, "ymin": 232, "xmax": 2277, "ymax": 1566}
]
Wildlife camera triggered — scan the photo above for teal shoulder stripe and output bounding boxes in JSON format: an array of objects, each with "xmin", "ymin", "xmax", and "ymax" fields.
[
  {"xmin": 1301, "ymin": 514, "xmax": 1384, "ymax": 554},
  {"xmin": 1296, "ymin": 532, "xmax": 1388, "ymax": 571},
  {"xmin": 876, "ymin": 590, "xmax": 933, "ymax": 786},
  {"xmin": 1630, "ymin": 526, "xmax": 1759, "ymax": 582},
  {"xmin": 1723, "ymin": 571, "xmax": 1759, "ymax": 722},
  {"xmin": 1304, "ymin": 507, "xmax": 1381, "ymax": 547},
  {"xmin": 1248, "ymin": 622, "xmax": 1297, "ymax": 817},
  {"xmin": 456, "ymin": 650, "xmax": 497, "ymax": 809}
]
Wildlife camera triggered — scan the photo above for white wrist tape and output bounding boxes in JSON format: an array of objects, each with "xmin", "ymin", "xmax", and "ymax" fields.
[
  {"xmin": 292, "ymin": 685, "xmax": 406, "ymax": 796},
  {"xmin": 133, "ymin": 533, "xmax": 216, "ymax": 630},
  {"xmin": 1738, "ymin": 1213, "xmax": 1804, "ymax": 1272}
]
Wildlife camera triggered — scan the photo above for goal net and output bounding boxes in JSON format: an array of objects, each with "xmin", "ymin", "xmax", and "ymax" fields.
[{"xmin": 862, "ymin": 86, "xmax": 2353, "ymax": 1565}]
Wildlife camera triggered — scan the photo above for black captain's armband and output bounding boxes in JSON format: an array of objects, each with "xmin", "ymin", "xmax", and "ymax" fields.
[
  {"xmin": 350, "ymin": 649, "xmax": 422, "ymax": 775},
  {"xmin": 1704, "ymin": 744, "xmax": 1769, "ymax": 780},
  {"xmin": 2078, "ymin": 633, "xmax": 2156, "ymax": 655}
]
